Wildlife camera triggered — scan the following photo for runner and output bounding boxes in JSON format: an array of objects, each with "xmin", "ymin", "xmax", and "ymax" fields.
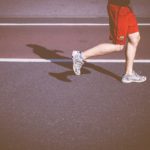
[{"xmin": 72, "ymin": 0, "xmax": 147, "ymax": 83}]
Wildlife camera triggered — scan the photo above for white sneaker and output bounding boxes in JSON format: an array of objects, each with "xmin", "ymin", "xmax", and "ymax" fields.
[
  {"xmin": 72, "ymin": 50, "xmax": 84, "ymax": 75},
  {"xmin": 122, "ymin": 71, "xmax": 147, "ymax": 83}
]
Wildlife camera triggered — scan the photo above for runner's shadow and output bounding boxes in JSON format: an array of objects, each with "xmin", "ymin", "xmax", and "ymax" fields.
[
  {"xmin": 27, "ymin": 44, "xmax": 121, "ymax": 82},
  {"xmin": 85, "ymin": 63, "xmax": 121, "ymax": 81},
  {"xmin": 27, "ymin": 44, "xmax": 91, "ymax": 82}
]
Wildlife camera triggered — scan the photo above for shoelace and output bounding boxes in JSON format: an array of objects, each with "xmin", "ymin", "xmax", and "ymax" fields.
[
  {"xmin": 76, "ymin": 59, "xmax": 84, "ymax": 69},
  {"xmin": 133, "ymin": 71, "xmax": 143, "ymax": 78},
  {"xmin": 133, "ymin": 71, "xmax": 146, "ymax": 81}
]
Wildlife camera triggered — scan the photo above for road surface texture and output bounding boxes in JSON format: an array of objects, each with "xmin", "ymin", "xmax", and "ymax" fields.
[{"xmin": 0, "ymin": 0, "xmax": 150, "ymax": 150}]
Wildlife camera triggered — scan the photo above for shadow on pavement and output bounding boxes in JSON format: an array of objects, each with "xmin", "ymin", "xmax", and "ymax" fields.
[{"xmin": 27, "ymin": 44, "xmax": 121, "ymax": 82}]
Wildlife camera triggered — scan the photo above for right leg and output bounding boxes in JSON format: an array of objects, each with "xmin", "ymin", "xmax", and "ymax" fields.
[
  {"xmin": 72, "ymin": 43, "xmax": 124, "ymax": 75},
  {"xmin": 82, "ymin": 43, "xmax": 124, "ymax": 60}
]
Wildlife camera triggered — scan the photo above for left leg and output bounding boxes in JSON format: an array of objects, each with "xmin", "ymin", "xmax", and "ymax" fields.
[
  {"xmin": 121, "ymin": 7, "xmax": 147, "ymax": 83},
  {"xmin": 125, "ymin": 32, "xmax": 140, "ymax": 75},
  {"xmin": 122, "ymin": 32, "xmax": 147, "ymax": 83}
]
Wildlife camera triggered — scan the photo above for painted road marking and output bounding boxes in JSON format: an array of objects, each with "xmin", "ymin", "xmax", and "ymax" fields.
[
  {"xmin": 0, "ymin": 58, "xmax": 150, "ymax": 63},
  {"xmin": 0, "ymin": 23, "xmax": 150, "ymax": 26}
]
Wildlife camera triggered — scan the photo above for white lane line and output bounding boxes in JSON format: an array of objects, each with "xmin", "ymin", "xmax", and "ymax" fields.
[
  {"xmin": 0, "ymin": 23, "xmax": 150, "ymax": 26},
  {"xmin": 0, "ymin": 58, "xmax": 150, "ymax": 63},
  {"xmin": 86, "ymin": 59, "xmax": 150, "ymax": 63},
  {"xmin": 0, "ymin": 23, "xmax": 108, "ymax": 26},
  {"xmin": 0, "ymin": 58, "xmax": 71, "ymax": 63}
]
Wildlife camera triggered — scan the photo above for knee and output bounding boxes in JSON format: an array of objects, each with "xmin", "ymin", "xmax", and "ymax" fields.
[
  {"xmin": 137, "ymin": 34, "xmax": 141, "ymax": 42},
  {"xmin": 115, "ymin": 44, "xmax": 124, "ymax": 51},
  {"xmin": 129, "ymin": 34, "xmax": 141, "ymax": 47}
]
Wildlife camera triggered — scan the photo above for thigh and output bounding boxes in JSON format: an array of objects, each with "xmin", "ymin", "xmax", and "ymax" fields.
[
  {"xmin": 108, "ymin": 4, "xmax": 130, "ymax": 45},
  {"xmin": 127, "ymin": 11, "xmax": 139, "ymax": 35}
]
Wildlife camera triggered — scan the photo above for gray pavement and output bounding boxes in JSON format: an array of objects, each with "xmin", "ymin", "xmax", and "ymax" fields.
[
  {"xmin": 0, "ymin": 62, "xmax": 150, "ymax": 150},
  {"xmin": 0, "ymin": 26, "xmax": 150, "ymax": 59},
  {"xmin": 0, "ymin": 4, "xmax": 150, "ymax": 149},
  {"xmin": 0, "ymin": 0, "xmax": 149, "ymax": 18}
]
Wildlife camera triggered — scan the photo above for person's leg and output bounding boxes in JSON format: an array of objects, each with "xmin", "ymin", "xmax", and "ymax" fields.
[
  {"xmin": 125, "ymin": 32, "xmax": 140, "ymax": 75},
  {"xmin": 82, "ymin": 43, "xmax": 124, "ymax": 60},
  {"xmin": 121, "ymin": 32, "xmax": 147, "ymax": 83},
  {"xmin": 72, "ymin": 43, "xmax": 124, "ymax": 75}
]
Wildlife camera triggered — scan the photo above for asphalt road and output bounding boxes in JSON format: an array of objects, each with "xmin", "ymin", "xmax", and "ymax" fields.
[{"xmin": 0, "ymin": 24, "xmax": 150, "ymax": 150}]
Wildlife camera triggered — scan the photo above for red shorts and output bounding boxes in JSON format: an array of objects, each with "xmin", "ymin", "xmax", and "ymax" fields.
[{"xmin": 107, "ymin": 4, "xmax": 139, "ymax": 45}]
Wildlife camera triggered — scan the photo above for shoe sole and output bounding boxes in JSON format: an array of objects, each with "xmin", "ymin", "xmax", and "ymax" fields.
[
  {"xmin": 122, "ymin": 78, "xmax": 147, "ymax": 83},
  {"xmin": 73, "ymin": 64, "xmax": 80, "ymax": 75}
]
